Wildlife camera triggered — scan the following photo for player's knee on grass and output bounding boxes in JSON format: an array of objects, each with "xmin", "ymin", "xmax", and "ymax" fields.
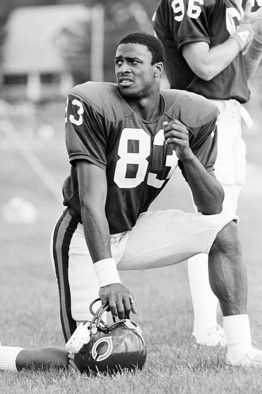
[{"xmin": 16, "ymin": 347, "xmax": 69, "ymax": 371}]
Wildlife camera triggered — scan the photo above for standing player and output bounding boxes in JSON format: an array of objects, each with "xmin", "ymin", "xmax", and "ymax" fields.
[
  {"xmin": 2, "ymin": 32, "xmax": 262, "ymax": 370},
  {"xmin": 154, "ymin": 0, "xmax": 262, "ymax": 346}
]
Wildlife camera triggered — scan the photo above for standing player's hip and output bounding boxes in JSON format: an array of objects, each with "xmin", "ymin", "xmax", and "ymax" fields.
[
  {"xmin": 209, "ymin": 99, "xmax": 253, "ymax": 129},
  {"xmin": 208, "ymin": 99, "xmax": 248, "ymax": 188}
]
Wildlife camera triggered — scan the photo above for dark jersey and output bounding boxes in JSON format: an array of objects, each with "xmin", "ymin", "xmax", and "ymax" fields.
[
  {"xmin": 154, "ymin": 0, "xmax": 250, "ymax": 102},
  {"xmin": 63, "ymin": 82, "xmax": 219, "ymax": 234}
]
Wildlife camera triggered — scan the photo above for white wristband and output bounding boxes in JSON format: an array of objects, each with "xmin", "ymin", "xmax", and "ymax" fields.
[{"xmin": 94, "ymin": 258, "xmax": 121, "ymax": 287}]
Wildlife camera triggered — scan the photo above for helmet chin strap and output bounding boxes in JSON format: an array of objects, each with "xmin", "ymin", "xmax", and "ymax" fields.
[{"xmin": 89, "ymin": 298, "xmax": 109, "ymax": 330}]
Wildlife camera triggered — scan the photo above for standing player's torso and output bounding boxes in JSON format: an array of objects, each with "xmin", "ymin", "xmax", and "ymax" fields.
[{"xmin": 154, "ymin": 0, "xmax": 250, "ymax": 102}]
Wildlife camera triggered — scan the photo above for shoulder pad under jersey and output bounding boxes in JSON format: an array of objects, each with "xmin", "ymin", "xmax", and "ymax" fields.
[
  {"xmin": 162, "ymin": 89, "xmax": 219, "ymax": 127},
  {"xmin": 70, "ymin": 81, "xmax": 133, "ymax": 122}
]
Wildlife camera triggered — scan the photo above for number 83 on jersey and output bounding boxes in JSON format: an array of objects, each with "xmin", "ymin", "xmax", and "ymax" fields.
[
  {"xmin": 114, "ymin": 128, "xmax": 178, "ymax": 189},
  {"xmin": 66, "ymin": 98, "xmax": 178, "ymax": 190}
]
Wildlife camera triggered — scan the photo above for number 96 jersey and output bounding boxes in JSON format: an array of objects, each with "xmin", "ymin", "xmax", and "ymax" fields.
[
  {"xmin": 63, "ymin": 82, "xmax": 218, "ymax": 234},
  {"xmin": 154, "ymin": 0, "xmax": 252, "ymax": 102}
]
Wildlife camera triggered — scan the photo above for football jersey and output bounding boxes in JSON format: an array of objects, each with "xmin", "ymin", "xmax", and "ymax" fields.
[
  {"xmin": 63, "ymin": 81, "xmax": 219, "ymax": 234},
  {"xmin": 154, "ymin": 0, "xmax": 250, "ymax": 102}
]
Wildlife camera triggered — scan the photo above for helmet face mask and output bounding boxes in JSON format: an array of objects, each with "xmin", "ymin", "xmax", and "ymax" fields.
[{"xmin": 72, "ymin": 300, "xmax": 147, "ymax": 374}]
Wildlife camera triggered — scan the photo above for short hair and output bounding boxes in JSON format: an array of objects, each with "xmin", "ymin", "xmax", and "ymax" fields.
[{"xmin": 118, "ymin": 32, "xmax": 165, "ymax": 65}]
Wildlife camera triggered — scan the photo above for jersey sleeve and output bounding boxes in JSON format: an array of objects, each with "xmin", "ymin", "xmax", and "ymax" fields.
[
  {"xmin": 191, "ymin": 117, "xmax": 218, "ymax": 172},
  {"xmin": 179, "ymin": 117, "xmax": 218, "ymax": 179},
  {"xmin": 65, "ymin": 93, "xmax": 107, "ymax": 170},
  {"xmin": 170, "ymin": 0, "xmax": 212, "ymax": 50}
]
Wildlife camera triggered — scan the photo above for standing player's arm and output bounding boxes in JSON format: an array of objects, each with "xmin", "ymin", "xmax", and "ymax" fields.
[
  {"xmin": 243, "ymin": 37, "xmax": 262, "ymax": 79},
  {"xmin": 76, "ymin": 160, "xmax": 137, "ymax": 319},
  {"xmin": 164, "ymin": 120, "xmax": 224, "ymax": 215},
  {"xmin": 243, "ymin": 3, "xmax": 262, "ymax": 79},
  {"xmin": 243, "ymin": 17, "xmax": 262, "ymax": 79},
  {"xmin": 182, "ymin": 39, "xmax": 242, "ymax": 81},
  {"xmin": 182, "ymin": 1, "xmax": 257, "ymax": 81}
]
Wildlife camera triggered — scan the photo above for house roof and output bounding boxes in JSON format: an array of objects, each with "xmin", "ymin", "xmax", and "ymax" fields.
[{"xmin": 2, "ymin": 4, "xmax": 91, "ymax": 74}]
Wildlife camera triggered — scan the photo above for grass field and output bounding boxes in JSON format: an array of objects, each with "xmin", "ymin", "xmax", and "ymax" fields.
[{"xmin": 0, "ymin": 90, "xmax": 262, "ymax": 393}]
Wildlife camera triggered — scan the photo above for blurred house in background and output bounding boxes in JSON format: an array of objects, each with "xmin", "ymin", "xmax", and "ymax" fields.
[{"xmin": 1, "ymin": 4, "xmax": 91, "ymax": 101}]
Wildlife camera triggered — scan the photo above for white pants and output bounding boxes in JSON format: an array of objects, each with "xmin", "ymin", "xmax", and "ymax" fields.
[{"xmin": 63, "ymin": 209, "xmax": 233, "ymax": 325}]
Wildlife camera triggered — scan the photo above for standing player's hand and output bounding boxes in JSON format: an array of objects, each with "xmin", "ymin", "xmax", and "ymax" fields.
[
  {"xmin": 242, "ymin": 0, "xmax": 262, "ymax": 42},
  {"xmin": 163, "ymin": 120, "xmax": 194, "ymax": 161},
  {"xmin": 99, "ymin": 283, "xmax": 137, "ymax": 320}
]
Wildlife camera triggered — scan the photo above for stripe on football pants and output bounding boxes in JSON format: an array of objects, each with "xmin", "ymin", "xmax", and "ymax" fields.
[{"xmin": 52, "ymin": 209, "xmax": 78, "ymax": 341}]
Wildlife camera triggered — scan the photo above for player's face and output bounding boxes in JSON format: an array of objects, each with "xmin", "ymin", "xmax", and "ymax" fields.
[{"xmin": 115, "ymin": 43, "xmax": 158, "ymax": 99}]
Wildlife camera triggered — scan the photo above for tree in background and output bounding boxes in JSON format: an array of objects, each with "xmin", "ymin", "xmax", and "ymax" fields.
[
  {"xmin": 87, "ymin": 0, "xmax": 159, "ymax": 19},
  {"xmin": 87, "ymin": 0, "xmax": 160, "ymax": 80},
  {"xmin": 103, "ymin": 1, "xmax": 154, "ymax": 81},
  {"xmin": 0, "ymin": 3, "xmax": 13, "ymax": 70},
  {"xmin": 53, "ymin": 16, "xmax": 91, "ymax": 85}
]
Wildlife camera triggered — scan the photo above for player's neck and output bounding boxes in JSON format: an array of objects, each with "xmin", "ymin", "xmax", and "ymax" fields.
[{"xmin": 127, "ymin": 94, "xmax": 162, "ymax": 121}]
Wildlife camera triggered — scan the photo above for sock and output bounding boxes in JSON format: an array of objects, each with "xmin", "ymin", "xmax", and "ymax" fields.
[
  {"xmin": 0, "ymin": 346, "xmax": 24, "ymax": 371},
  {"xmin": 224, "ymin": 314, "xmax": 252, "ymax": 362},
  {"xmin": 188, "ymin": 253, "xmax": 218, "ymax": 335}
]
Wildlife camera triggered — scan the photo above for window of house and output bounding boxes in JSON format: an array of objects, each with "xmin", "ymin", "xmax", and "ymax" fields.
[
  {"xmin": 40, "ymin": 73, "xmax": 60, "ymax": 84},
  {"xmin": 3, "ymin": 74, "xmax": 28, "ymax": 85}
]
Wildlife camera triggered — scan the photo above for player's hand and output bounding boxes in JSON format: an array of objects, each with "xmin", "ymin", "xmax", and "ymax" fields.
[
  {"xmin": 99, "ymin": 283, "xmax": 137, "ymax": 320},
  {"xmin": 163, "ymin": 120, "xmax": 194, "ymax": 161},
  {"xmin": 242, "ymin": 0, "xmax": 262, "ymax": 42}
]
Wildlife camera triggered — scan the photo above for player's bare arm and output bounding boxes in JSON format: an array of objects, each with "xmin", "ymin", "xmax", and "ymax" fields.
[
  {"xmin": 164, "ymin": 120, "xmax": 224, "ymax": 215},
  {"xmin": 77, "ymin": 161, "xmax": 111, "ymax": 262},
  {"xmin": 243, "ymin": 3, "xmax": 262, "ymax": 79},
  {"xmin": 76, "ymin": 160, "xmax": 136, "ymax": 320},
  {"xmin": 241, "ymin": 0, "xmax": 262, "ymax": 36},
  {"xmin": 182, "ymin": 40, "xmax": 241, "ymax": 81},
  {"xmin": 182, "ymin": 1, "xmax": 257, "ymax": 81}
]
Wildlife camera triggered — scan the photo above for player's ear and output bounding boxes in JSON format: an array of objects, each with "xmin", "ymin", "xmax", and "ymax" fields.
[{"xmin": 153, "ymin": 62, "xmax": 163, "ymax": 78}]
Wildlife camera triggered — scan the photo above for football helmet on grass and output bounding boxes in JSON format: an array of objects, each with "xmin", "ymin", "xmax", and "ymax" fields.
[{"xmin": 66, "ymin": 299, "xmax": 146, "ymax": 374}]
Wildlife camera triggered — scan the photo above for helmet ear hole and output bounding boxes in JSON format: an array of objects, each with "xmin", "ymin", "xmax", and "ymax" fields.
[{"xmin": 74, "ymin": 300, "xmax": 147, "ymax": 374}]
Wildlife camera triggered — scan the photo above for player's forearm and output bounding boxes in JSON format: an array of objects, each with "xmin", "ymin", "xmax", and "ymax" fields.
[
  {"xmin": 244, "ymin": 37, "xmax": 262, "ymax": 80},
  {"xmin": 182, "ymin": 155, "xmax": 224, "ymax": 214},
  {"xmin": 183, "ymin": 39, "xmax": 240, "ymax": 81},
  {"xmin": 81, "ymin": 202, "xmax": 121, "ymax": 287},
  {"xmin": 76, "ymin": 162, "xmax": 120, "ymax": 286},
  {"xmin": 80, "ymin": 202, "xmax": 112, "ymax": 263}
]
